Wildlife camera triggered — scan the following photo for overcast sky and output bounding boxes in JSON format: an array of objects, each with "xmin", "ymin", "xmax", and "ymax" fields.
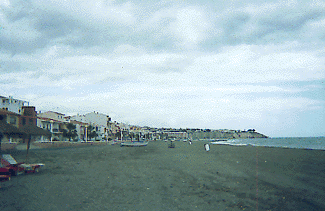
[{"xmin": 1, "ymin": 0, "xmax": 324, "ymax": 137}]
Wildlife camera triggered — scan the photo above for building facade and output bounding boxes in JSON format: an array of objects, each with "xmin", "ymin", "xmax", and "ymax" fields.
[
  {"xmin": 37, "ymin": 111, "xmax": 68, "ymax": 141},
  {"xmin": 20, "ymin": 106, "xmax": 37, "ymax": 128},
  {"xmin": 0, "ymin": 97, "xmax": 51, "ymax": 145},
  {"xmin": 67, "ymin": 112, "xmax": 111, "ymax": 141},
  {"xmin": 38, "ymin": 111, "xmax": 66, "ymax": 122},
  {"xmin": 68, "ymin": 120, "xmax": 89, "ymax": 141},
  {"xmin": 0, "ymin": 110, "xmax": 22, "ymax": 143},
  {"xmin": 0, "ymin": 96, "xmax": 28, "ymax": 114}
]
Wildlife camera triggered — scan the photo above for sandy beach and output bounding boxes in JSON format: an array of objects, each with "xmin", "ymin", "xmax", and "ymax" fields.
[{"xmin": 1, "ymin": 141, "xmax": 324, "ymax": 211}]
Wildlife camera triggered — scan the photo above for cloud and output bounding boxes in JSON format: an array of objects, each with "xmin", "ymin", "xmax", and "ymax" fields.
[
  {"xmin": 202, "ymin": 1, "xmax": 325, "ymax": 46},
  {"xmin": 1, "ymin": 41, "xmax": 324, "ymax": 93},
  {"xmin": 30, "ymin": 82, "xmax": 322, "ymax": 131},
  {"xmin": 2, "ymin": 0, "xmax": 325, "ymax": 55},
  {"xmin": 168, "ymin": 6, "xmax": 211, "ymax": 49},
  {"xmin": 0, "ymin": 0, "xmax": 324, "ymax": 137},
  {"xmin": 185, "ymin": 44, "xmax": 325, "ymax": 84},
  {"xmin": 0, "ymin": 0, "xmax": 138, "ymax": 54}
]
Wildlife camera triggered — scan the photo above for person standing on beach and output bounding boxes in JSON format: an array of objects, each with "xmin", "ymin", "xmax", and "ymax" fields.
[{"xmin": 204, "ymin": 143, "xmax": 210, "ymax": 152}]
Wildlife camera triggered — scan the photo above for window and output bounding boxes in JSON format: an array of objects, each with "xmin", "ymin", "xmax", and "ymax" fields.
[
  {"xmin": 9, "ymin": 116, "xmax": 16, "ymax": 125},
  {"xmin": 22, "ymin": 118, "xmax": 26, "ymax": 125}
]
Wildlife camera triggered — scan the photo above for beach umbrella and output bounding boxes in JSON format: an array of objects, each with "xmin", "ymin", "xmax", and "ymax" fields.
[
  {"xmin": 0, "ymin": 131, "xmax": 3, "ymax": 156},
  {"xmin": 19, "ymin": 125, "xmax": 51, "ymax": 161},
  {"xmin": 0, "ymin": 121, "xmax": 25, "ymax": 156}
]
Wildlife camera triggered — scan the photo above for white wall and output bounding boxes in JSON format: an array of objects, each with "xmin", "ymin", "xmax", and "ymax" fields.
[
  {"xmin": 38, "ymin": 111, "xmax": 66, "ymax": 122},
  {"xmin": 0, "ymin": 96, "xmax": 27, "ymax": 114}
]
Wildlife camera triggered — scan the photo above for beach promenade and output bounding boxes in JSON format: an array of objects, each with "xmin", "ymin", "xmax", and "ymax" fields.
[{"xmin": 1, "ymin": 141, "xmax": 324, "ymax": 210}]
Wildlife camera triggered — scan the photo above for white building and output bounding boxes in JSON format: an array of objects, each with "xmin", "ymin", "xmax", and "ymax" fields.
[
  {"xmin": 38, "ymin": 111, "xmax": 66, "ymax": 122},
  {"xmin": 67, "ymin": 112, "xmax": 110, "ymax": 125},
  {"xmin": 36, "ymin": 117, "xmax": 61, "ymax": 141},
  {"xmin": 69, "ymin": 120, "xmax": 89, "ymax": 141},
  {"xmin": 0, "ymin": 96, "xmax": 28, "ymax": 114},
  {"xmin": 67, "ymin": 111, "xmax": 111, "ymax": 140},
  {"xmin": 37, "ymin": 111, "xmax": 68, "ymax": 141}
]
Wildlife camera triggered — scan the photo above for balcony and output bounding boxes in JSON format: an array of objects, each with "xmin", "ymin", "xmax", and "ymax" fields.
[{"xmin": 52, "ymin": 128, "xmax": 62, "ymax": 133}]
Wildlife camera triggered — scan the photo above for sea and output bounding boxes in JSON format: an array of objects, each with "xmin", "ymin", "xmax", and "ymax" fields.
[{"xmin": 210, "ymin": 137, "xmax": 325, "ymax": 150}]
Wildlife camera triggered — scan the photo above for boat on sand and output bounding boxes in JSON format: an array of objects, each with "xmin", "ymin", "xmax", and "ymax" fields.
[{"xmin": 120, "ymin": 141, "xmax": 149, "ymax": 147}]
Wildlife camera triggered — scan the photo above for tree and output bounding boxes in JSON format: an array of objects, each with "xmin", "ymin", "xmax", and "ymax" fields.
[
  {"xmin": 115, "ymin": 131, "xmax": 121, "ymax": 140},
  {"xmin": 129, "ymin": 132, "xmax": 135, "ymax": 141},
  {"xmin": 144, "ymin": 133, "xmax": 150, "ymax": 140},
  {"xmin": 63, "ymin": 123, "xmax": 78, "ymax": 141},
  {"xmin": 87, "ymin": 125, "xmax": 98, "ymax": 141}
]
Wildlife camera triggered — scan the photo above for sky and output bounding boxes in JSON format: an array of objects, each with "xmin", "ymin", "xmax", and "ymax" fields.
[{"xmin": 1, "ymin": 0, "xmax": 324, "ymax": 137}]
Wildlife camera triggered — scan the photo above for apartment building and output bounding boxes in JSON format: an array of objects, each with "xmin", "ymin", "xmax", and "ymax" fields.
[
  {"xmin": 0, "ymin": 105, "xmax": 51, "ymax": 147},
  {"xmin": 37, "ymin": 111, "xmax": 68, "ymax": 141},
  {"xmin": 0, "ymin": 96, "xmax": 28, "ymax": 114},
  {"xmin": 68, "ymin": 120, "xmax": 90, "ymax": 141},
  {"xmin": 67, "ymin": 111, "xmax": 111, "ymax": 140},
  {"xmin": 38, "ymin": 111, "xmax": 66, "ymax": 122},
  {"xmin": 0, "ymin": 110, "xmax": 22, "ymax": 143}
]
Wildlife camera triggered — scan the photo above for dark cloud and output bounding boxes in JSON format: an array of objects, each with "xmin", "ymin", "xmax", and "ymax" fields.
[
  {"xmin": 222, "ymin": 12, "xmax": 251, "ymax": 45},
  {"xmin": 0, "ymin": 61, "xmax": 22, "ymax": 73},
  {"xmin": 1, "ymin": 0, "xmax": 33, "ymax": 22},
  {"xmin": 0, "ymin": 33, "xmax": 47, "ymax": 55},
  {"xmin": 203, "ymin": 4, "xmax": 325, "ymax": 49},
  {"xmin": 0, "ymin": 1, "xmax": 47, "ymax": 54},
  {"xmin": 1, "ymin": 0, "xmax": 325, "ymax": 55},
  {"xmin": 224, "ymin": 13, "xmax": 250, "ymax": 35},
  {"xmin": 34, "ymin": 12, "xmax": 79, "ymax": 39},
  {"xmin": 0, "ymin": 78, "xmax": 17, "ymax": 84},
  {"xmin": 258, "ymin": 9, "xmax": 325, "ymax": 32},
  {"xmin": 0, "ymin": 0, "xmax": 132, "ymax": 54}
]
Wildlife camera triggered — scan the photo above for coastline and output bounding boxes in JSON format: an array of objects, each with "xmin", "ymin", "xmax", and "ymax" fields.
[{"xmin": 1, "ymin": 141, "xmax": 324, "ymax": 210}]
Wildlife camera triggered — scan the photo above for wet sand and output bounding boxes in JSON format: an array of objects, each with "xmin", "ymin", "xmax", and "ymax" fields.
[{"xmin": 1, "ymin": 141, "xmax": 325, "ymax": 211}]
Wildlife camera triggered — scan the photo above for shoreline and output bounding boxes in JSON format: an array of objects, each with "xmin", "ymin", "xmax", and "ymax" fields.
[{"xmin": 3, "ymin": 138, "xmax": 325, "ymax": 152}]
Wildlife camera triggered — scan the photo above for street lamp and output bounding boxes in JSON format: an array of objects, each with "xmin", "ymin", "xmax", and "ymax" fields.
[
  {"xmin": 50, "ymin": 120, "xmax": 53, "ymax": 142},
  {"xmin": 85, "ymin": 125, "xmax": 88, "ymax": 142}
]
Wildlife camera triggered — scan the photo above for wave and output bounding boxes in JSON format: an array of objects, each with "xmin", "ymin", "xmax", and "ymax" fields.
[
  {"xmin": 210, "ymin": 141, "xmax": 247, "ymax": 146},
  {"xmin": 210, "ymin": 137, "xmax": 325, "ymax": 150}
]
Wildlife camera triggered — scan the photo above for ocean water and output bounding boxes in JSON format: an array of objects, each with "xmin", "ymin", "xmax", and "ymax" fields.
[{"xmin": 210, "ymin": 137, "xmax": 325, "ymax": 150}]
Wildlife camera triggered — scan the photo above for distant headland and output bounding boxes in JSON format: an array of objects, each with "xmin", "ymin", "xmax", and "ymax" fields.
[{"xmin": 136, "ymin": 127, "xmax": 268, "ymax": 140}]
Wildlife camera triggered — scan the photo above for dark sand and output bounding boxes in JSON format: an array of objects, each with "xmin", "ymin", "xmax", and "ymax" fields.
[{"xmin": 1, "ymin": 141, "xmax": 325, "ymax": 211}]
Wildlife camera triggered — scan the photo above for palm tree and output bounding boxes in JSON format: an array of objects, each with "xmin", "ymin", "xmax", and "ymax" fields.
[
  {"xmin": 63, "ymin": 123, "xmax": 78, "ymax": 141},
  {"xmin": 87, "ymin": 125, "xmax": 98, "ymax": 141},
  {"xmin": 129, "ymin": 132, "xmax": 135, "ymax": 141}
]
